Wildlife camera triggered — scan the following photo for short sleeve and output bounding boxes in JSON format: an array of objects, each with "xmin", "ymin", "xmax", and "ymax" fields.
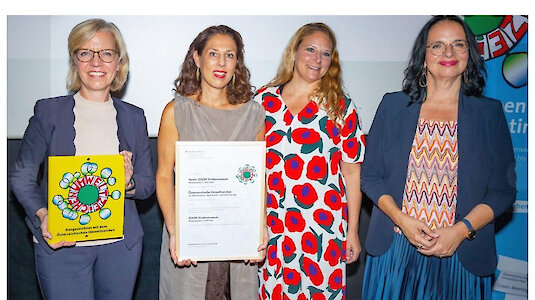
[{"xmin": 339, "ymin": 96, "xmax": 365, "ymax": 163}]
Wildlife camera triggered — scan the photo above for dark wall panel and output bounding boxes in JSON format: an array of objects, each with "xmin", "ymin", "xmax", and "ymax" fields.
[{"xmin": 7, "ymin": 138, "xmax": 371, "ymax": 300}]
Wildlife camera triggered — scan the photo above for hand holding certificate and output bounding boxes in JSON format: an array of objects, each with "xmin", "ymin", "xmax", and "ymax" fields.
[{"xmin": 175, "ymin": 141, "xmax": 266, "ymax": 261}]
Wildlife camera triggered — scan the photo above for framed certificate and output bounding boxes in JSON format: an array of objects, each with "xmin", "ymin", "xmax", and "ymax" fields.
[{"xmin": 175, "ymin": 141, "xmax": 266, "ymax": 261}]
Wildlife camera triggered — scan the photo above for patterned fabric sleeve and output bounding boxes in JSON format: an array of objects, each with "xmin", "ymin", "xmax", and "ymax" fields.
[{"xmin": 339, "ymin": 96, "xmax": 365, "ymax": 163}]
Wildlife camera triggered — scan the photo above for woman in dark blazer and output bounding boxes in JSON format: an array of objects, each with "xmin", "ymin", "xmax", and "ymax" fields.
[
  {"xmin": 10, "ymin": 18, "xmax": 155, "ymax": 300},
  {"xmin": 361, "ymin": 15, "xmax": 516, "ymax": 299}
]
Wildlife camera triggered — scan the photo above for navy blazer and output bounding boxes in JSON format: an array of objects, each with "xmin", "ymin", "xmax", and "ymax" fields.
[
  {"xmin": 10, "ymin": 95, "xmax": 155, "ymax": 254},
  {"xmin": 361, "ymin": 91, "xmax": 516, "ymax": 276}
]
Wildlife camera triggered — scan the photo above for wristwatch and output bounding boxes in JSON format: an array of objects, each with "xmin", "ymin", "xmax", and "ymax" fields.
[
  {"xmin": 125, "ymin": 176, "xmax": 135, "ymax": 192},
  {"xmin": 461, "ymin": 218, "xmax": 476, "ymax": 240}
]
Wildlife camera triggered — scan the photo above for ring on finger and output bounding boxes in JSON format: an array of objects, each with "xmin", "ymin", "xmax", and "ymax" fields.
[{"xmin": 417, "ymin": 245, "xmax": 423, "ymax": 249}]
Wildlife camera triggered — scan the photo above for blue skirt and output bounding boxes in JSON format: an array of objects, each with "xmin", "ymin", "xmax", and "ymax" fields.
[{"xmin": 362, "ymin": 233, "xmax": 491, "ymax": 300}]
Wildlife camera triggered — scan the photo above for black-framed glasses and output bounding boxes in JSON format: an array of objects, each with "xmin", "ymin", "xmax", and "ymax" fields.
[
  {"xmin": 426, "ymin": 40, "xmax": 468, "ymax": 56},
  {"xmin": 76, "ymin": 49, "xmax": 118, "ymax": 63}
]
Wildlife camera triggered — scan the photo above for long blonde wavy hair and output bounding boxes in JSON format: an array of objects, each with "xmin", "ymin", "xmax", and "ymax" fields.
[{"xmin": 269, "ymin": 23, "xmax": 345, "ymax": 126}]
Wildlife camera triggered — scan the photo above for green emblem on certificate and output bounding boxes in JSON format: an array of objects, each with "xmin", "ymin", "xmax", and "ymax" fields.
[{"xmin": 236, "ymin": 164, "xmax": 257, "ymax": 184}]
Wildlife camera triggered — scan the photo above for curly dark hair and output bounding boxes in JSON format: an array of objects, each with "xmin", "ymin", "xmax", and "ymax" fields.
[
  {"xmin": 174, "ymin": 25, "xmax": 253, "ymax": 104},
  {"xmin": 402, "ymin": 15, "xmax": 486, "ymax": 103}
]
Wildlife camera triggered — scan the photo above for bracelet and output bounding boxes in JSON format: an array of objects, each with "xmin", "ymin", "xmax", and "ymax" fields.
[{"xmin": 460, "ymin": 218, "xmax": 476, "ymax": 241}]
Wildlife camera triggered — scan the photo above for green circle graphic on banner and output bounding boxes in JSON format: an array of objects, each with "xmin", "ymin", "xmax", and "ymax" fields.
[
  {"xmin": 78, "ymin": 185, "xmax": 99, "ymax": 205},
  {"xmin": 464, "ymin": 15, "xmax": 503, "ymax": 35}
]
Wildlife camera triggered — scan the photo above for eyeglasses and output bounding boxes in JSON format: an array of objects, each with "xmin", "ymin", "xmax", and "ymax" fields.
[
  {"xmin": 426, "ymin": 40, "xmax": 468, "ymax": 56},
  {"xmin": 76, "ymin": 49, "xmax": 118, "ymax": 63}
]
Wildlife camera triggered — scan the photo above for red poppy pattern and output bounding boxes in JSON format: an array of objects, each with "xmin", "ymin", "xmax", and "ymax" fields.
[
  {"xmin": 266, "ymin": 192, "xmax": 279, "ymax": 210},
  {"xmin": 301, "ymin": 231, "xmax": 320, "ymax": 256},
  {"xmin": 324, "ymin": 238, "xmax": 343, "ymax": 267},
  {"xmin": 266, "ymin": 149, "xmax": 282, "ymax": 170},
  {"xmin": 255, "ymin": 86, "xmax": 365, "ymax": 299},
  {"xmin": 284, "ymin": 154, "xmax": 305, "ymax": 180},
  {"xmin": 328, "ymin": 268, "xmax": 343, "ymax": 291}
]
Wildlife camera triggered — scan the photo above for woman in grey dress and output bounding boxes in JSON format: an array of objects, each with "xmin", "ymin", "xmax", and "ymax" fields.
[{"xmin": 156, "ymin": 25, "xmax": 266, "ymax": 299}]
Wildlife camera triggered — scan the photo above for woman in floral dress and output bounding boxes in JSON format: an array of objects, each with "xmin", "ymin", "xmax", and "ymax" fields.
[{"xmin": 255, "ymin": 23, "xmax": 366, "ymax": 299}]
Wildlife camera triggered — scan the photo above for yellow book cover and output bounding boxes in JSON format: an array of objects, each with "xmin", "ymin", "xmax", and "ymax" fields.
[{"xmin": 48, "ymin": 155, "xmax": 125, "ymax": 243}]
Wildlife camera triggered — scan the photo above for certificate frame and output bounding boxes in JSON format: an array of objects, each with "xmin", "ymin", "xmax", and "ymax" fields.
[{"xmin": 175, "ymin": 141, "xmax": 266, "ymax": 261}]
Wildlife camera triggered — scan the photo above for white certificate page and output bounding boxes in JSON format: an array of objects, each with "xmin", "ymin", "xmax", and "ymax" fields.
[{"xmin": 175, "ymin": 141, "xmax": 266, "ymax": 261}]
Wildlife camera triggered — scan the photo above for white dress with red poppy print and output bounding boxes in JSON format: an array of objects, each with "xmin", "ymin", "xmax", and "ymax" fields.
[{"xmin": 255, "ymin": 86, "xmax": 365, "ymax": 300}]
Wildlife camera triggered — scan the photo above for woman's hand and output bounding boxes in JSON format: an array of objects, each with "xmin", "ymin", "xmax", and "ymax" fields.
[
  {"xmin": 37, "ymin": 208, "xmax": 76, "ymax": 249},
  {"xmin": 258, "ymin": 225, "xmax": 269, "ymax": 259},
  {"xmin": 121, "ymin": 150, "xmax": 134, "ymax": 190},
  {"xmin": 418, "ymin": 223, "xmax": 466, "ymax": 257},
  {"xmin": 345, "ymin": 230, "xmax": 361, "ymax": 264},
  {"xmin": 396, "ymin": 213, "xmax": 438, "ymax": 250},
  {"xmin": 245, "ymin": 226, "xmax": 269, "ymax": 264},
  {"xmin": 377, "ymin": 195, "xmax": 438, "ymax": 250},
  {"xmin": 169, "ymin": 232, "xmax": 197, "ymax": 267}
]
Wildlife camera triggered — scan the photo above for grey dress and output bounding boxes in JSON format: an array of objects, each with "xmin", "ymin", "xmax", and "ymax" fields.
[{"xmin": 159, "ymin": 95, "xmax": 265, "ymax": 300}]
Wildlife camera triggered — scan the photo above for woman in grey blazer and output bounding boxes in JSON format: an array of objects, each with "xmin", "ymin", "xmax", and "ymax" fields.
[
  {"xmin": 10, "ymin": 18, "xmax": 155, "ymax": 300},
  {"xmin": 361, "ymin": 15, "xmax": 516, "ymax": 299}
]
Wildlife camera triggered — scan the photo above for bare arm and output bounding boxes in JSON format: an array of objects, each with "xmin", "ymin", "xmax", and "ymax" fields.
[
  {"xmin": 340, "ymin": 161, "xmax": 362, "ymax": 264},
  {"xmin": 156, "ymin": 101, "xmax": 187, "ymax": 265},
  {"xmin": 156, "ymin": 101, "xmax": 177, "ymax": 237},
  {"xmin": 255, "ymin": 125, "xmax": 265, "ymax": 142}
]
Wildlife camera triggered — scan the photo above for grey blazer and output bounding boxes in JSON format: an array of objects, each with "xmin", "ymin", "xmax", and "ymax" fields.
[
  {"xmin": 361, "ymin": 91, "xmax": 516, "ymax": 276},
  {"xmin": 10, "ymin": 95, "xmax": 155, "ymax": 254}
]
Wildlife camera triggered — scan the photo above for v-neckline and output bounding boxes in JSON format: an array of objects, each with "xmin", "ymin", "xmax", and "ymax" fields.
[{"xmin": 278, "ymin": 85, "xmax": 315, "ymax": 119}]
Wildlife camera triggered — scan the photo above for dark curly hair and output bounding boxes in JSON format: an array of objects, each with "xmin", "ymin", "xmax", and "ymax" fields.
[
  {"xmin": 402, "ymin": 15, "xmax": 486, "ymax": 103},
  {"xmin": 174, "ymin": 25, "xmax": 253, "ymax": 104}
]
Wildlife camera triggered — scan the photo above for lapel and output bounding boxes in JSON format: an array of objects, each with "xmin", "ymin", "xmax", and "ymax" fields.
[
  {"xmin": 389, "ymin": 95, "xmax": 422, "ymax": 205},
  {"xmin": 456, "ymin": 93, "xmax": 476, "ymax": 215},
  {"xmin": 112, "ymin": 98, "xmax": 130, "ymax": 154},
  {"xmin": 55, "ymin": 95, "xmax": 76, "ymax": 156},
  {"xmin": 399, "ymin": 99, "xmax": 422, "ymax": 164}
]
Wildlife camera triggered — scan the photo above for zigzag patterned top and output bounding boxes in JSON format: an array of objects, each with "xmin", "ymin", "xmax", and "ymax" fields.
[{"xmin": 395, "ymin": 118, "xmax": 458, "ymax": 233}]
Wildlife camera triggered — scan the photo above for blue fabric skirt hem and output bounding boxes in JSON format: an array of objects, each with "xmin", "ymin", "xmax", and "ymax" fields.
[{"xmin": 362, "ymin": 233, "xmax": 491, "ymax": 300}]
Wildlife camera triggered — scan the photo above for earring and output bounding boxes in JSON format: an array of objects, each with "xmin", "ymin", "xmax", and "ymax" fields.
[
  {"xmin": 418, "ymin": 67, "xmax": 428, "ymax": 88},
  {"xmin": 463, "ymin": 70, "xmax": 468, "ymax": 83},
  {"xmin": 232, "ymin": 73, "xmax": 236, "ymax": 86},
  {"xmin": 196, "ymin": 67, "xmax": 200, "ymax": 81}
]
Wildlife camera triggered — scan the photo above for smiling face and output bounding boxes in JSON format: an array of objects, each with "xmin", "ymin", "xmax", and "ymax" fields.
[
  {"xmin": 293, "ymin": 31, "xmax": 333, "ymax": 84},
  {"xmin": 425, "ymin": 20, "xmax": 469, "ymax": 83},
  {"xmin": 75, "ymin": 30, "xmax": 120, "ymax": 101},
  {"xmin": 194, "ymin": 33, "xmax": 238, "ymax": 91}
]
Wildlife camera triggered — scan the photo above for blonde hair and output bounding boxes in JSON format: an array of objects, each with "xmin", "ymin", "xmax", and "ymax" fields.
[
  {"xmin": 66, "ymin": 18, "xmax": 129, "ymax": 92},
  {"xmin": 269, "ymin": 23, "xmax": 345, "ymax": 125}
]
